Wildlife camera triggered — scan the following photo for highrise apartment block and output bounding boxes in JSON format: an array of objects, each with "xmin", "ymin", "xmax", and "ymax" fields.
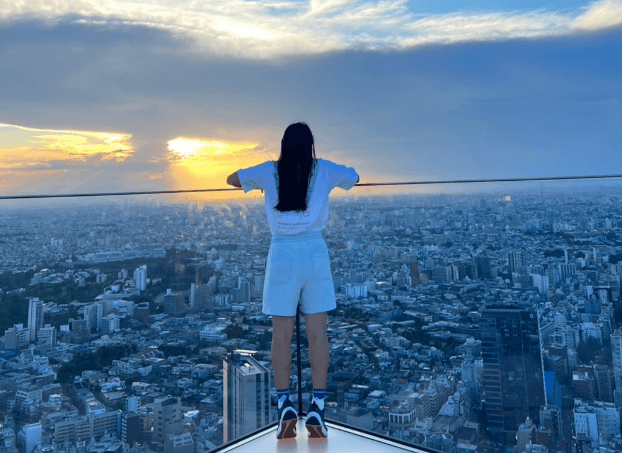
[
  {"xmin": 133, "ymin": 265, "xmax": 147, "ymax": 291},
  {"xmin": 480, "ymin": 305, "xmax": 545, "ymax": 440},
  {"xmin": 610, "ymin": 329, "xmax": 622, "ymax": 408},
  {"xmin": 223, "ymin": 350, "xmax": 274, "ymax": 443},
  {"xmin": 163, "ymin": 289, "xmax": 186, "ymax": 315},
  {"xmin": 508, "ymin": 251, "xmax": 528, "ymax": 276},
  {"xmin": 27, "ymin": 298, "xmax": 43, "ymax": 343}
]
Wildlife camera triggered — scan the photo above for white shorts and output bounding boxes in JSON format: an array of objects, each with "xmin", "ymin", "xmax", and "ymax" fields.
[{"xmin": 263, "ymin": 230, "xmax": 336, "ymax": 317}]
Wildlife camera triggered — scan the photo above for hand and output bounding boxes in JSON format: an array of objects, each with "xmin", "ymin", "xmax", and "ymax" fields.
[{"xmin": 227, "ymin": 173, "xmax": 242, "ymax": 188}]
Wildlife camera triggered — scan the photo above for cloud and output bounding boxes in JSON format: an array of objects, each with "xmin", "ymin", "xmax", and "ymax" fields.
[
  {"xmin": 572, "ymin": 0, "xmax": 622, "ymax": 30},
  {"xmin": 0, "ymin": 0, "xmax": 621, "ymax": 60},
  {"xmin": 0, "ymin": 123, "xmax": 134, "ymax": 170}
]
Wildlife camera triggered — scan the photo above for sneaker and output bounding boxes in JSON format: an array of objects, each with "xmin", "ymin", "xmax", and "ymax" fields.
[
  {"xmin": 305, "ymin": 400, "xmax": 328, "ymax": 438},
  {"xmin": 276, "ymin": 398, "xmax": 298, "ymax": 439}
]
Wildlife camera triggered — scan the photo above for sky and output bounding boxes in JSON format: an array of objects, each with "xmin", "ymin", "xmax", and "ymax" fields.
[{"xmin": 0, "ymin": 0, "xmax": 621, "ymax": 207}]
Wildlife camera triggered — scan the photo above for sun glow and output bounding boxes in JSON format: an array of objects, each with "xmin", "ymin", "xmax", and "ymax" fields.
[
  {"xmin": 167, "ymin": 137, "xmax": 258, "ymax": 160},
  {"xmin": 165, "ymin": 136, "xmax": 266, "ymax": 201},
  {"xmin": 167, "ymin": 138, "xmax": 209, "ymax": 159}
]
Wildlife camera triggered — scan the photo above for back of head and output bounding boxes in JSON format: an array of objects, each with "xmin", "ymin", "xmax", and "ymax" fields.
[{"xmin": 273, "ymin": 122, "xmax": 317, "ymax": 213}]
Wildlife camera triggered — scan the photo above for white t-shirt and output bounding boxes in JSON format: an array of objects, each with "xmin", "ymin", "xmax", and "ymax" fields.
[{"xmin": 238, "ymin": 158, "xmax": 359, "ymax": 236}]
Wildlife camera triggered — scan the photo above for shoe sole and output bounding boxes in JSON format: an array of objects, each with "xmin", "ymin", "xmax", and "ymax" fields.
[
  {"xmin": 277, "ymin": 419, "xmax": 297, "ymax": 439},
  {"xmin": 306, "ymin": 424, "xmax": 327, "ymax": 438},
  {"xmin": 305, "ymin": 412, "xmax": 328, "ymax": 438}
]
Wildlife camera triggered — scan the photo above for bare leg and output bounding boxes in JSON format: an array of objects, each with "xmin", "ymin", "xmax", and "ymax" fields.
[
  {"xmin": 271, "ymin": 315, "xmax": 295, "ymax": 390},
  {"xmin": 305, "ymin": 312, "xmax": 329, "ymax": 389}
]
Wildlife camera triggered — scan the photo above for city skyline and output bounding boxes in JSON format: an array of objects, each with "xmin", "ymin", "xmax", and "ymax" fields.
[{"xmin": 1, "ymin": 188, "xmax": 622, "ymax": 451}]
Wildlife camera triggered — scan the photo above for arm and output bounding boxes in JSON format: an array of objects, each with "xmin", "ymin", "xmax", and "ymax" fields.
[{"xmin": 227, "ymin": 172, "xmax": 242, "ymax": 188}]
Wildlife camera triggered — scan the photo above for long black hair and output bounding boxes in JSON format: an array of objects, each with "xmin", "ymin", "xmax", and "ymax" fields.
[{"xmin": 273, "ymin": 122, "xmax": 318, "ymax": 213}]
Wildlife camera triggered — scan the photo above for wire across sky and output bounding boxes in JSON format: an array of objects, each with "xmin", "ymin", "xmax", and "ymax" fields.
[{"xmin": 1, "ymin": 173, "xmax": 622, "ymax": 200}]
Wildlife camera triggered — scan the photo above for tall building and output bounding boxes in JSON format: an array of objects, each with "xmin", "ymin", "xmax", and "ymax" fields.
[
  {"xmin": 101, "ymin": 315, "xmax": 120, "ymax": 335},
  {"xmin": 125, "ymin": 396, "xmax": 141, "ymax": 413},
  {"xmin": 133, "ymin": 303, "xmax": 150, "ymax": 325},
  {"xmin": 508, "ymin": 251, "xmax": 527, "ymax": 275},
  {"xmin": 223, "ymin": 350, "xmax": 274, "ymax": 443},
  {"xmin": 195, "ymin": 285, "xmax": 212, "ymax": 309},
  {"xmin": 462, "ymin": 356, "xmax": 479, "ymax": 403},
  {"xmin": 121, "ymin": 412, "xmax": 141, "ymax": 446},
  {"xmin": 70, "ymin": 318, "xmax": 89, "ymax": 344},
  {"xmin": 19, "ymin": 423, "xmax": 41, "ymax": 453},
  {"xmin": 163, "ymin": 289, "xmax": 185, "ymax": 315},
  {"xmin": 516, "ymin": 417, "xmax": 536, "ymax": 453},
  {"xmin": 95, "ymin": 302, "xmax": 105, "ymax": 331},
  {"xmin": 152, "ymin": 397, "xmax": 182, "ymax": 445},
  {"xmin": 87, "ymin": 411, "xmax": 121, "ymax": 439},
  {"xmin": 558, "ymin": 263, "xmax": 577, "ymax": 282},
  {"xmin": 133, "ymin": 265, "xmax": 147, "ymax": 291},
  {"xmin": 27, "ymin": 298, "xmax": 44, "ymax": 343},
  {"xmin": 539, "ymin": 406, "xmax": 562, "ymax": 441},
  {"xmin": 593, "ymin": 364, "xmax": 613, "ymax": 403},
  {"xmin": 4, "ymin": 324, "xmax": 29, "ymax": 349},
  {"xmin": 573, "ymin": 399, "xmax": 620, "ymax": 447},
  {"xmin": 410, "ymin": 261, "xmax": 420, "ymax": 285},
  {"xmin": 83, "ymin": 304, "xmax": 98, "ymax": 332},
  {"xmin": 238, "ymin": 278, "xmax": 251, "ymax": 303},
  {"xmin": 610, "ymin": 329, "xmax": 622, "ymax": 408},
  {"xmin": 37, "ymin": 325, "xmax": 57, "ymax": 346},
  {"xmin": 479, "ymin": 305, "xmax": 545, "ymax": 440},
  {"xmin": 531, "ymin": 274, "xmax": 549, "ymax": 295},
  {"xmin": 474, "ymin": 256, "xmax": 491, "ymax": 280}
]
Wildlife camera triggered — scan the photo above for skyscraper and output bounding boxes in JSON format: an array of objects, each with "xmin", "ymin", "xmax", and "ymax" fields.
[
  {"xmin": 133, "ymin": 265, "xmax": 147, "ymax": 291},
  {"xmin": 593, "ymin": 364, "xmax": 613, "ymax": 403},
  {"xmin": 190, "ymin": 283, "xmax": 196, "ymax": 308},
  {"xmin": 474, "ymin": 256, "xmax": 491, "ymax": 280},
  {"xmin": 480, "ymin": 305, "xmax": 545, "ymax": 440},
  {"xmin": 195, "ymin": 285, "xmax": 212, "ymax": 309},
  {"xmin": 410, "ymin": 261, "xmax": 420, "ymax": 285},
  {"xmin": 223, "ymin": 349, "xmax": 274, "ymax": 443},
  {"xmin": 508, "ymin": 251, "xmax": 527, "ymax": 275},
  {"xmin": 610, "ymin": 329, "xmax": 622, "ymax": 408},
  {"xmin": 27, "ymin": 298, "xmax": 44, "ymax": 343},
  {"xmin": 163, "ymin": 289, "xmax": 185, "ymax": 315}
]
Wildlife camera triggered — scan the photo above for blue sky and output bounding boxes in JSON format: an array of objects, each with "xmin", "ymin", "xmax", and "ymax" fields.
[{"xmin": 0, "ymin": 0, "xmax": 620, "ymax": 203}]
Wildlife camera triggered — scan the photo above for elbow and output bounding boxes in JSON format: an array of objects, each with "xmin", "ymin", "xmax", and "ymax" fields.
[{"xmin": 228, "ymin": 172, "xmax": 242, "ymax": 188}]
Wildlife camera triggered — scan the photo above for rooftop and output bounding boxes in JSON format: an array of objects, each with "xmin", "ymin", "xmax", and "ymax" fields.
[{"xmin": 211, "ymin": 417, "xmax": 435, "ymax": 453}]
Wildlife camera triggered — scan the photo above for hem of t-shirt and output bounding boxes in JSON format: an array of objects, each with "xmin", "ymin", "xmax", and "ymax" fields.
[{"xmin": 340, "ymin": 180, "xmax": 357, "ymax": 191}]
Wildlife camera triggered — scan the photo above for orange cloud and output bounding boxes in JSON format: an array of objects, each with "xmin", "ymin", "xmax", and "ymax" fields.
[{"xmin": 0, "ymin": 123, "xmax": 134, "ymax": 170}]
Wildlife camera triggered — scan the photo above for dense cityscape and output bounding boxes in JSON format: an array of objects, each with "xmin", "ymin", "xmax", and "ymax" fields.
[{"xmin": 1, "ymin": 187, "xmax": 622, "ymax": 453}]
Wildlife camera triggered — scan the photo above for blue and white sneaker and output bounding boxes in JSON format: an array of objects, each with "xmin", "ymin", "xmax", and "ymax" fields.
[
  {"xmin": 305, "ymin": 400, "xmax": 328, "ymax": 438},
  {"xmin": 276, "ymin": 398, "xmax": 298, "ymax": 439}
]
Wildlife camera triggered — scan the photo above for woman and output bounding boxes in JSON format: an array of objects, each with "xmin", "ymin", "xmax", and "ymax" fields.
[{"xmin": 227, "ymin": 122, "xmax": 359, "ymax": 439}]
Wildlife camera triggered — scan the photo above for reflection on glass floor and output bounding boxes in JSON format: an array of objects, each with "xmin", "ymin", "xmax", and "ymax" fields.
[{"xmin": 212, "ymin": 418, "xmax": 437, "ymax": 453}]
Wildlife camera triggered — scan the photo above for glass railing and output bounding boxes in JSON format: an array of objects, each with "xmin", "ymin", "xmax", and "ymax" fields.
[{"xmin": 2, "ymin": 176, "xmax": 622, "ymax": 453}]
